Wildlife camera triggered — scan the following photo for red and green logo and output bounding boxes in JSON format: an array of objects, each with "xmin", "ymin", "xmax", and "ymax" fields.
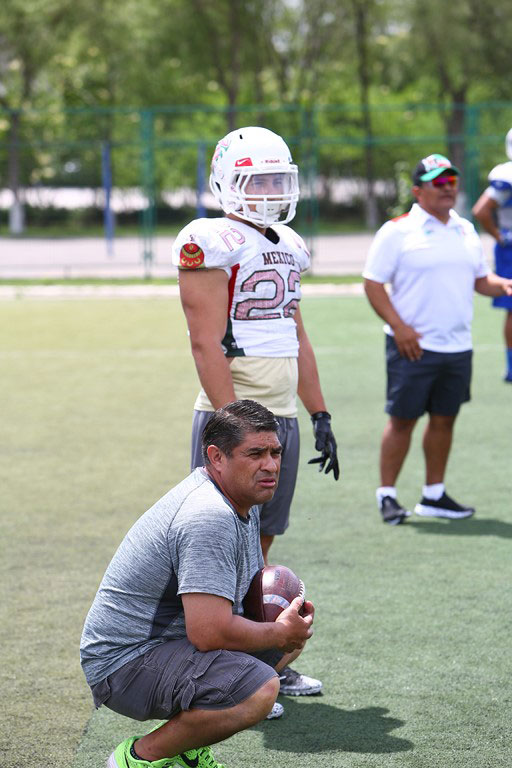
[{"xmin": 179, "ymin": 242, "xmax": 205, "ymax": 269}]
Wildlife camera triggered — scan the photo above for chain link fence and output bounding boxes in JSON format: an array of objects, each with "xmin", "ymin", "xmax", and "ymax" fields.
[{"xmin": 1, "ymin": 102, "xmax": 511, "ymax": 272}]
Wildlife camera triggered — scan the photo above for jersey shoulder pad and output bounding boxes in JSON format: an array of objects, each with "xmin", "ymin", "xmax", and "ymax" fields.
[
  {"xmin": 488, "ymin": 162, "xmax": 512, "ymax": 190},
  {"xmin": 172, "ymin": 218, "xmax": 238, "ymax": 270}
]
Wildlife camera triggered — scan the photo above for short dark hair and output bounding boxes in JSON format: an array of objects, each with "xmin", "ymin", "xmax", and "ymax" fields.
[{"xmin": 201, "ymin": 400, "xmax": 280, "ymax": 464}]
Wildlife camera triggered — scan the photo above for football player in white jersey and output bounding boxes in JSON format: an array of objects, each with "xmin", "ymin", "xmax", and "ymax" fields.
[
  {"xmin": 172, "ymin": 126, "xmax": 339, "ymax": 698},
  {"xmin": 472, "ymin": 128, "xmax": 512, "ymax": 382}
]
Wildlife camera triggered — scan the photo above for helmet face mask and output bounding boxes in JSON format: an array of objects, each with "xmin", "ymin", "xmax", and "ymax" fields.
[{"xmin": 209, "ymin": 126, "xmax": 300, "ymax": 227}]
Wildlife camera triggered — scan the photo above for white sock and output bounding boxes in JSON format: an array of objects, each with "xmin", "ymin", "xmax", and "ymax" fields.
[
  {"xmin": 377, "ymin": 486, "xmax": 396, "ymax": 504},
  {"xmin": 423, "ymin": 483, "xmax": 444, "ymax": 501}
]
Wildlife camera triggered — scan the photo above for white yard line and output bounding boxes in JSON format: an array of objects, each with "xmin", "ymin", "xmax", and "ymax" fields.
[{"xmin": 0, "ymin": 282, "xmax": 364, "ymax": 301}]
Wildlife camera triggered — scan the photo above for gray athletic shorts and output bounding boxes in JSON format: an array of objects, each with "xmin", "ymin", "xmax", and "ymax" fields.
[
  {"xmin": 89, "ymin": 638, "xmax": 279, "ymax": 722},
  {"xmin": 385, "ymin": 335, "xmax": 472, "ymax": 419},
  {"xmin": 191, "ymin": 410, "xmax": 300, "ymax": 536}
]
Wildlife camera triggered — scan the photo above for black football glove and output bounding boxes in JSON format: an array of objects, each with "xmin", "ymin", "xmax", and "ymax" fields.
[{"xmin": 307, "ymin": 411, "xmax": 340, "ymax": 481}]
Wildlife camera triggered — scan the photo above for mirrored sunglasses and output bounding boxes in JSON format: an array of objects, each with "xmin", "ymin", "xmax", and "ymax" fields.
[{"xmin": 431, "ymin": 174, "xmax": 458, "ymax": 188}]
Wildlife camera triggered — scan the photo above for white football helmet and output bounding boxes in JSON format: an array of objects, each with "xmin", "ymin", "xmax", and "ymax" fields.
[
  {"xmin": 209, "ymin": 126, "xmax": 299, "ymax": 227},
  {"xmin": 506, "ymin": 128, "xmax": 512, "ymax": 161}
]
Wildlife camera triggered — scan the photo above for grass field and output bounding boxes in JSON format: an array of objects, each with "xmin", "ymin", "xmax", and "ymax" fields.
[{"xmin": 2, "ymin": 292, "xmax": 512, "ymax": 768}]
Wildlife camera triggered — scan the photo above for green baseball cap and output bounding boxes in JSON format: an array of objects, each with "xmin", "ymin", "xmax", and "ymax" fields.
[{"xmin": 413, "ymin": 153, "xmax": 460, "ymax": 184}]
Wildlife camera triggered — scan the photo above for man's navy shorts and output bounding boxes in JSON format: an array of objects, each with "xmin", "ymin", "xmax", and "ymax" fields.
[{"xmin": 385, "ymin": 335, "xmax": 472, "ymax": 419}]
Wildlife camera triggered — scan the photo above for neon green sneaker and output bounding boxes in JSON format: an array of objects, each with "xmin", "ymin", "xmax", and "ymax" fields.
[
  {"xmin": 193, "ymin": 747, "xmax": 226, "ymax": 768},
  {"xmin": 107, "ymin": 737, "xmax": 226, "ymax": 768}
]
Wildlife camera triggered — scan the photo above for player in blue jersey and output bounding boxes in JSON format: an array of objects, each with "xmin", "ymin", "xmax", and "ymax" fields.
[{"xmin": 472, "ymin": 129, "xmax": 512, "ymax": 382}]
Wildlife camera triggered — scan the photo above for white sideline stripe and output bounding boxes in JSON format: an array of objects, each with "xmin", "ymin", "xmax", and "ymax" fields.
[{"xmin": 0, "ymin": 282, "xmax": 364, "ymax": 301}]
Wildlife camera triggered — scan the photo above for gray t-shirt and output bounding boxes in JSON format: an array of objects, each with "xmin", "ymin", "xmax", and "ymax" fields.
[{"xmin": 80, "ymin": 468, "xmax": 263, "ymax": 685}]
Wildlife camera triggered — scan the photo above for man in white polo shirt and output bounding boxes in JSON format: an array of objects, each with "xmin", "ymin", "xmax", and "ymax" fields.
[{"xmin": 363, "ymin": 153, "xmax": 512, "ymax": 525}]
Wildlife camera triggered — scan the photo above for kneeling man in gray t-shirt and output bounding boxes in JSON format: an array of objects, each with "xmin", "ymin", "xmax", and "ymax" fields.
[{"xmin": 80, "ymin": 399, "xmax": 315, "ymax": 768}]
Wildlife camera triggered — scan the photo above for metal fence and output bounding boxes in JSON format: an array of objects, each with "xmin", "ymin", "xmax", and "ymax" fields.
[{"xmin": 1, "ymin": 101, "xmax": 512, "ymax": 269}]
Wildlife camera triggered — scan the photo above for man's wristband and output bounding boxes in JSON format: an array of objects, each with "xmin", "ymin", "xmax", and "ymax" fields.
[{"xmin": 311, "ymin": 411, "xmax": 331, "ymax": 422}]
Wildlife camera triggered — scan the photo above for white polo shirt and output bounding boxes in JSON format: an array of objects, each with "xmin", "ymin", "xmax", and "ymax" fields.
[{"xmin": 363, "ymin": 203, "xmax": 489, "ymax": 353}]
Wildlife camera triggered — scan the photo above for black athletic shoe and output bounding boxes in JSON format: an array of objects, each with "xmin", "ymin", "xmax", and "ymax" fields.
[
  {"xmin": 380, "ymin": 496, "xmax": 410, "ymax": 525},
  {"xmin": 414, "ymin": 492, "xmax": 475, "ymax": 519}
]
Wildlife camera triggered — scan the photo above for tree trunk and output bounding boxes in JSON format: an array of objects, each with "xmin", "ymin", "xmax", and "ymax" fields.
[
  {"xmin": 225, "ymin": 0, "xmax": 240, "ymax": 132},
  {"xmin": 353, "ymin": 1, "xmax": 379, "ymax": 230},
  {"xmin": 445, "ymin": 98, "xmax": 466, "ymax": 176},
  {"xmin": 7, "ymin": 110, "xmax": 25, "ymax": 235},
  {"xmin": 444, "ymin": 93, "xmax": 468, "ymax": 216}
]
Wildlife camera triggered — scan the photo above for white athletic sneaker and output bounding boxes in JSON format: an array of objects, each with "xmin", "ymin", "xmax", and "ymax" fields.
[
  {"xmin": 266, "ymin": 701, "xmax": 284, "ymax": 719},
  {"xmin": 414, "ymin": 492, "xmax": 474, "ymax": 519},
  {"xmin": 279, "ymin": 666, "xmax": 322, "ymax": 696}
]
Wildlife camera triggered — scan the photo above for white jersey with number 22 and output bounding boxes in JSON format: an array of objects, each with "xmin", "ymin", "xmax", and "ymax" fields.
[{"xmin": 172, "ymin": 217, "xmax": 310, "ymax": 358}]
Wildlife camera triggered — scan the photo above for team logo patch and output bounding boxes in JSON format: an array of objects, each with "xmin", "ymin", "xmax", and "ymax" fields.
[
  {"xmin": 179, "ymin": 242, "xmax": 205, "ymax": 269},
  {"xmin": 211, "ymin": 138, "xmax": 231, "ymax": 170},
  {"xmin": 422, "ymin": 154, "xmax": 450, "ymax": 171}
]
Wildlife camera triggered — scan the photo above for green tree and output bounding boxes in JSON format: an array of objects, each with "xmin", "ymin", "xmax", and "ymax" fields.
[
  {"xmin": 0, "ymin": 0, "xmax": 80, "ymax": 232},
  {"xmin": 389, "ymin": 0, "xmax": 512, "ymax": 198}
]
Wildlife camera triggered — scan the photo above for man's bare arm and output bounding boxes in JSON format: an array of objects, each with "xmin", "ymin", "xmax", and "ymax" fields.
[
  {"xmin": 182, "ymin": 593, "xmax": 314, "ymax": 654},
  {"xmin": 475, "ymin": 273, "xmax": 512, "ymax": 297},
  {"xmin": 295, "ymin": 307, "xmax": 328, "ymax": 414},
  {"xmin": 472, "ymin": 192, "xmax": 501, "ymax": 242},
  {"xmin": 295, "ymin": 307, "xmax": 340, "ymax": 480},
  {"xmin": 178, "ymin": 268, "xmax": 236, "ymax": 409},
  {"xmin": 364, "ymin": 278, "xmax": 423, "ymax": 361}
]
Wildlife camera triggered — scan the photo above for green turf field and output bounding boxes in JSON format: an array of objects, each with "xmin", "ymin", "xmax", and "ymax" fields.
[{"xmin": 2, "ymin": 293, "xmax": 511, "ymax": 768}]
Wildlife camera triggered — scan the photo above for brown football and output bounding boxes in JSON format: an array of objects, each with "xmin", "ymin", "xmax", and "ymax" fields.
[{"xmin": 243, "ymin": 565, "xmax": 305, "ymax": 622}]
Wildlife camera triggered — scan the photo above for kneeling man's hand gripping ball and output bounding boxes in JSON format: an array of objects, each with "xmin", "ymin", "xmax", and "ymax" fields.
[{"xmin": 243, "ymin": 565, "xmax": 305, "ymax": 622}]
